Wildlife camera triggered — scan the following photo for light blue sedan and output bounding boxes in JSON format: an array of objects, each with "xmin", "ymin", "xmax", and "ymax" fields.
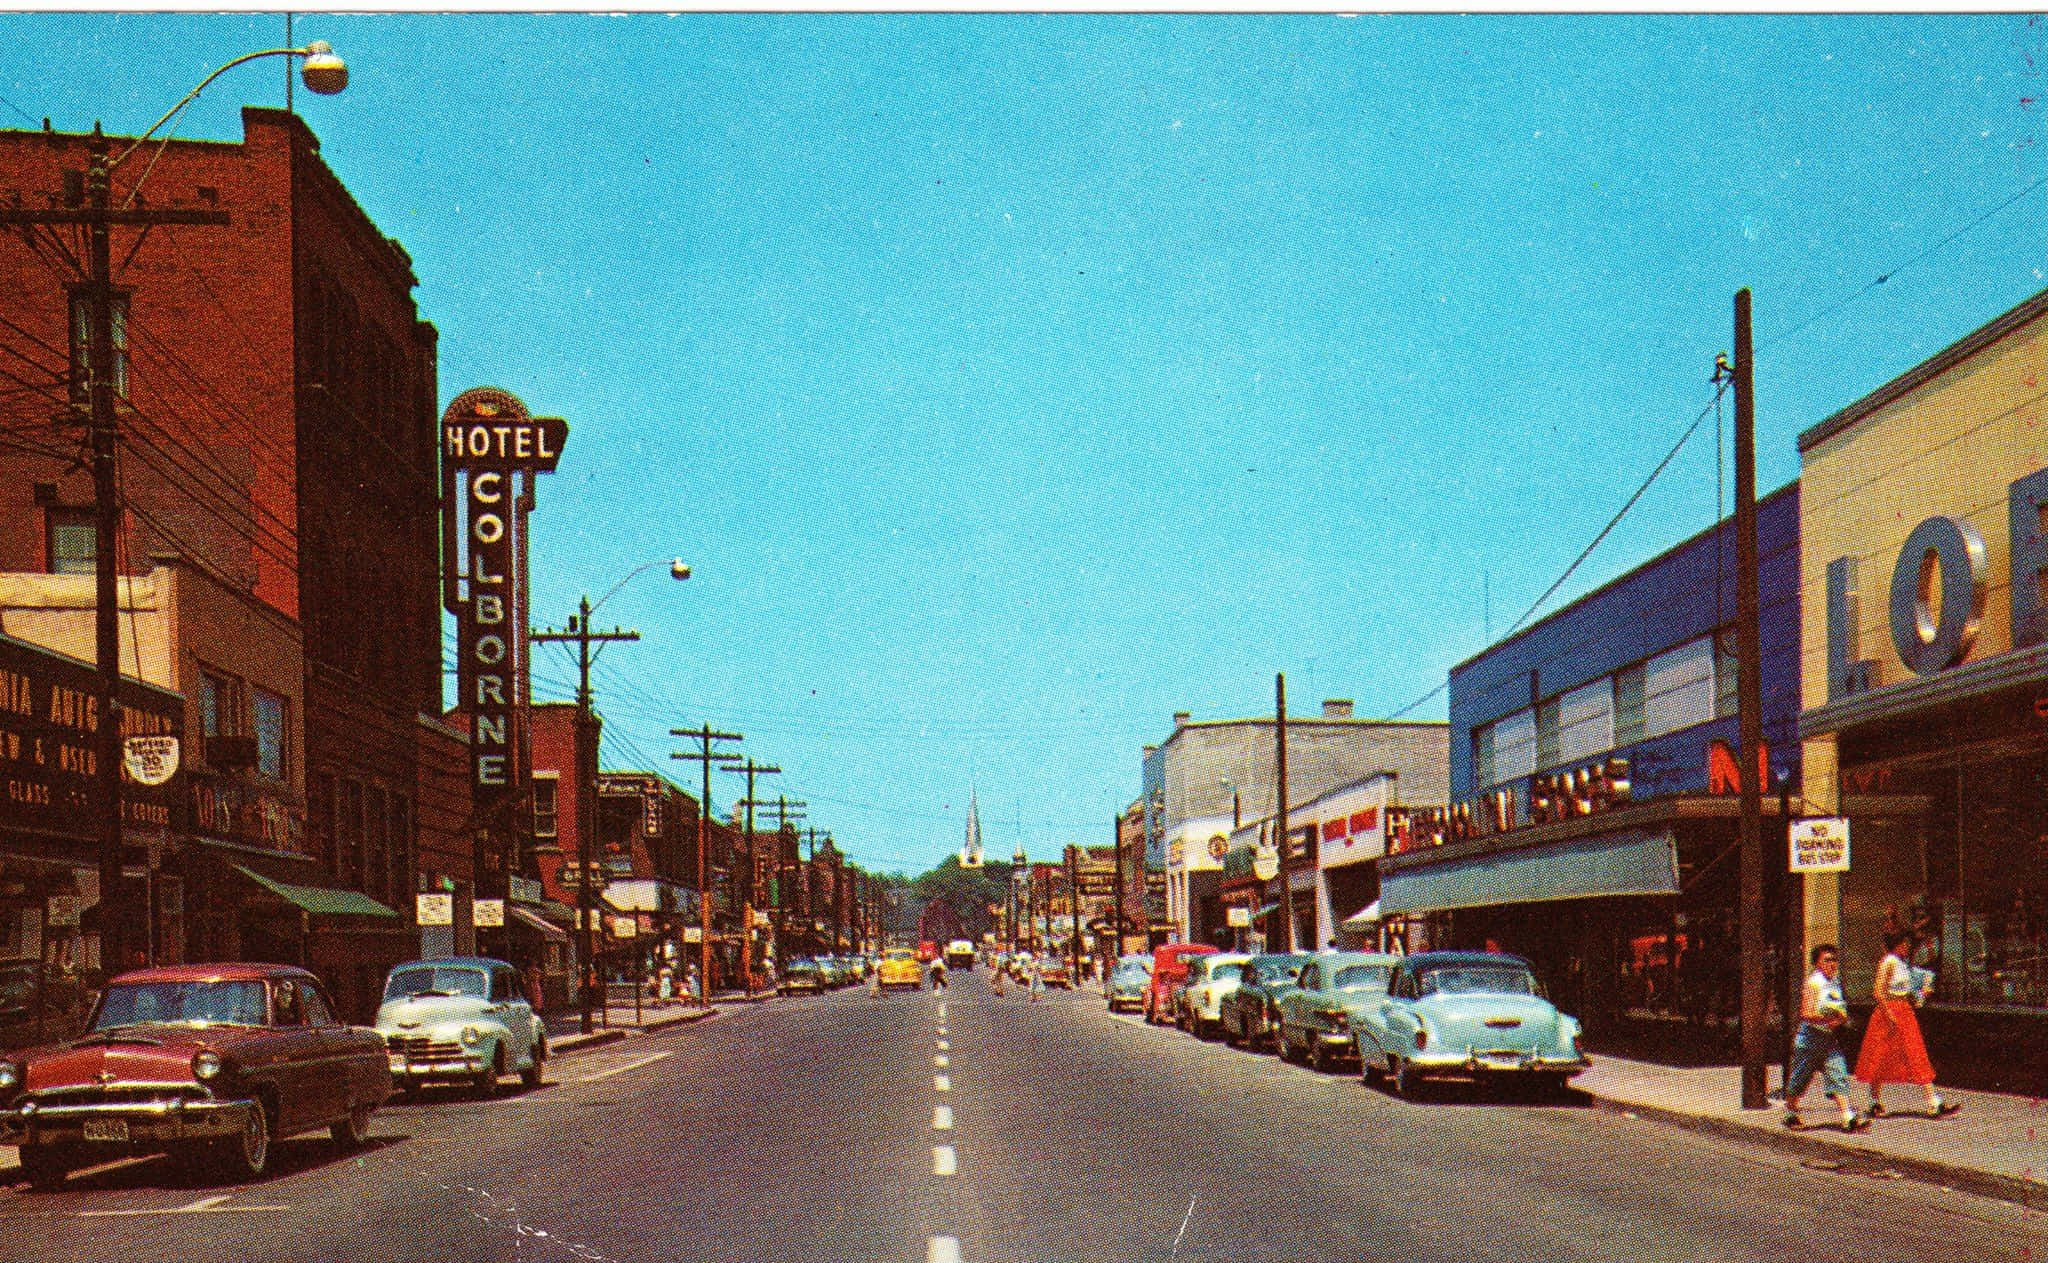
[
  {"xmin": 1352, "ymin": 952, "xmax": 1588, "ymax": 1100},
  {"xmin": 1274, "ymin": 952, "xmax": 1399, "ymax": 1072}
]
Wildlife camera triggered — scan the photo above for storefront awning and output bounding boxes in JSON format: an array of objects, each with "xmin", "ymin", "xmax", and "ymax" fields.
[
  {"xmin": 1340, "ymin": 900, "xmax": 1381, "ymax": 930},
  {"xmin": 1378, "ymin": 829, "xmax": 1679, "ymax": 916},
  {"xmin": 230, "ymin": 865, "xmax": 399, "ymax": 919},
  {"xmin": 509, "ymin": 906, "xmax": 570, "ymax": 943},
  {"xmin": 1251, "ymin": 902, "xmax": 1280, "ymax": 919}
]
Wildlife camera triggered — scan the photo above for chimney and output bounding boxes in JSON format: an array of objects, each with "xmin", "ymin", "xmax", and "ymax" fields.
[
  {"xmin": 1173, "ymin": 711, "xmax": 1192, "ymax": 728},
  {"xmin": 1322, "ymin": 699, "xmax": 1354, "ymax": 720}
]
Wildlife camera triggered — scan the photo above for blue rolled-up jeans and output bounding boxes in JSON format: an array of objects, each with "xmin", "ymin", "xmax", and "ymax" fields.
[{"xmin": 1786, "ymin": 1021, "xmax": 1852, "ymax": 1101}]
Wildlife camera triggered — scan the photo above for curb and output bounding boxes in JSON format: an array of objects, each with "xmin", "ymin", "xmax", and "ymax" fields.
[
  {"xmin": 1586, "ymin": 1093, "xmax": 2047, "ymax": 1212},
  {"xmin": 549, "ymin": 1028, "xmax": 628, "ymax": 1055}
]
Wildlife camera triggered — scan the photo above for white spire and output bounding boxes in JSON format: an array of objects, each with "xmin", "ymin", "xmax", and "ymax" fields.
[{"xmin": 961, "ymin": 787, "xmax": 984, "ymax": 868}]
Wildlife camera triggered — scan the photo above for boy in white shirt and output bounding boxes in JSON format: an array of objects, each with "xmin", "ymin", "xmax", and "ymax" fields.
[{"xmin": 1783, "ymin": 944, "xmax": 1867, "ymax": 1132}]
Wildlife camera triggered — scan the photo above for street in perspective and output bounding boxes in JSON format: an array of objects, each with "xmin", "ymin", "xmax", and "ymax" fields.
[{"xmin": 0, "ymin": 11, "xmax": 2045, "ymax": 1263}]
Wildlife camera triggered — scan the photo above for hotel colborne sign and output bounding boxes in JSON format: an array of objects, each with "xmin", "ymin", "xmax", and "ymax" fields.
[{"xmin": 441, "ymin": 388, "xmax": 567, "ymax": 812}]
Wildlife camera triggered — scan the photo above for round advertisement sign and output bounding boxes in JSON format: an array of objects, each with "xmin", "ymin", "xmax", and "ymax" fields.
[
  {"xmin": 1253, "ymin": 843, "xmax": 1280, "ymax": 882},
  {"xmin": 122, "ymin": 735, "xmax": 181, "ymax": 786}
]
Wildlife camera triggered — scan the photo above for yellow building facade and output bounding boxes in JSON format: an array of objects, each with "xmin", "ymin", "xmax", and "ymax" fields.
[{"xmin": 1797, "ymin": 288, "xmax": 2048, "ymax": 1091}]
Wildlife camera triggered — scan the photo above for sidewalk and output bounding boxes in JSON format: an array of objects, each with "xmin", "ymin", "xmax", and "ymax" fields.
[
  {"xmin": 543, "ymin": 1000, "xmax": 717, "ymax": 1052},
  {"xmin": 1577, "ymin": 1054, "xmax": 2048, "ymax": 1210}
]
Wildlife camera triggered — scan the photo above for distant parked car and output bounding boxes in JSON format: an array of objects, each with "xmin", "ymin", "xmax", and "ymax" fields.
[
  {"xmin": 1145, "ymin": 944, "xmax": 1218, "ymax": 1024},
  {"xmin": 378, "ymin": 958, "xmax": 546, "ymax": 1098},
  {"xmin": 1105, "ymin": 955, "xmax": 1152, "ymax": 1013},
  {"xmin": 0, "ymin": 963, "xmax": 389, "ymax": 1189},
  {"xmin": 1351, "ymin": 952, "xmax": 1589, "ymax": 1099},
  {"xmin": 1177, "ymin": 953, "xmax": 1250, "ymax": 1039},
  {"xmin": 944, "ymin": 940, "xmax": 976, "ymax": 972},
  {"xmin": 1276, "ymin": 952, "xmax": 1399, "ymax": 1072},
  {"xmin": 780, "ymin": 959, "xmax": 826, "ymax": 995},
  {"xmin": 1218, "ymin": 953, "xmax": 1309, "ymax": 1050},
  {"xmin": 1038, "ymin": 957, "xmax": 1073, "ymax": 989}
]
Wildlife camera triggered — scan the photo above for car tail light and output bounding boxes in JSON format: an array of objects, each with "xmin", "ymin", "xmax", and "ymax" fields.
[{"xmin": 1414, "ymin": 1028, "xmax": 1428, "ymax": 1051}]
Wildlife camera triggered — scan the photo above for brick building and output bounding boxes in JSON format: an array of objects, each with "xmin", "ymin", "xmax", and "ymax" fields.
[{"xmin": 0, "ymin": 109, "xmax": 448, "ymax": 1021}]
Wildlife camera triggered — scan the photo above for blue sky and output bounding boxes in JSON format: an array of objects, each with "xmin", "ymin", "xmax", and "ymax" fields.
[{"xmin": 3, "ymin": 12, "xmax": 2042, "ymax": 873}]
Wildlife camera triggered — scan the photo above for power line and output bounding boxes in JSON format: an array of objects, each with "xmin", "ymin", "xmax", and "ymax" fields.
[{"xmin": 1760, "ymin": 173, "xmax": 2048, "ymax": 354}]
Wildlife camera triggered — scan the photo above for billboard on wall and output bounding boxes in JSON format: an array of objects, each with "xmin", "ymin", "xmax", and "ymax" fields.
[{"xmin": 0, "ymin": 634, "xmax": 183, "ymax": 842}]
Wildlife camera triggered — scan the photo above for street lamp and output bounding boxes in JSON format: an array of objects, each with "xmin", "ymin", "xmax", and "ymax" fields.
[
  {"xmin": 0, "ymin": 43, "xmax": 348, "ymax": 976},
  {"xmin": 532, "ymin": 559, "xmax": 689, "ymax": 1035}
]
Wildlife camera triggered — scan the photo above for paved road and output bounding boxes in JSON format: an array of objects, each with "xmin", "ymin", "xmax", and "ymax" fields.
[{"xmin": 1, "ymin": 973, "xmax": 2035, "ymax": 1263}]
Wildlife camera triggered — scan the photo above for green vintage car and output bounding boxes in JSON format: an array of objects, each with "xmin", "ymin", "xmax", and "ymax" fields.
[
  {"xmin": 1274, "ymin": 952, "xmax": 1399, "ymax": 1072},
  {"xmin": 1217, "ymin": 952, "xmax": 1309, "ymax": 1050}
]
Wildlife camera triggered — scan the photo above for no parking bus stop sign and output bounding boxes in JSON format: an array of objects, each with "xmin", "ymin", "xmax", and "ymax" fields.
[{"xmin": 1789, "ymin": 817, "xmax": 1850, "ymax": 873}]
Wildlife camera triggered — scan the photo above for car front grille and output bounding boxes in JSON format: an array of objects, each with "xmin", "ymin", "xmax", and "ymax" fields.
[
  {"xmin": 385, "ymin": 1035, "xmax": 465, "ymax": 1059},
  {"xmin": 31, "ymin": 1084, "xmax": 209, "ymax": 1106}
]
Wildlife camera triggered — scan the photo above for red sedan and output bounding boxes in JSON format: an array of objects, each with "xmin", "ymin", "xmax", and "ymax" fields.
[{"xmin": 0, "ymin": 963, "xmax": 391, "ymax": 1190}]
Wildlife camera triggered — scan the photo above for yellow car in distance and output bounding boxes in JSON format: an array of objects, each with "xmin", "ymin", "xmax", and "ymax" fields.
[{"xmin": 876, "ymin": 948, "xmax": 923, "ymax": 991}]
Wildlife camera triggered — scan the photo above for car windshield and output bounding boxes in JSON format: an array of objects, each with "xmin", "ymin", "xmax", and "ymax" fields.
[
  {"xmin": 384, "ymin": 967, "xmax": 489, "ymax": 1001},
  {"xmin": 1112, "ymin": 964, "xmax": 1149, "ymax": 983},
  {"xmin": 1332, "ymin": 965, "xmax": 1392, "ymax": 991},
  {"xmin": 93, "ymin": 980, "xmax": 268, "ymax": 1029},
  {"xmin": 1251, "ymin": 957, "xmax": 1307, "ymax": 984},
  {"xmin": 1417, "ymin": 967, "xmax": 1539, "ymax": 997},
  {"xmin": 884, "ymin": 950, "xmax": 916, "ymax": 962},
  {"xmin": 1210, "ymin": 963, "xmax": 1244, "ymax": 982}
]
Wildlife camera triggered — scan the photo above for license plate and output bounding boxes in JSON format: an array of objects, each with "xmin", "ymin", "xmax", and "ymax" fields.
[{"xmin": 82, "ymin": 1118, "xmax": 129, "ymax": 1143}]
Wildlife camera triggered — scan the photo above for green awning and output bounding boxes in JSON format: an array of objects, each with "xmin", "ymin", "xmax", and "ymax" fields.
[
  {"xmin": 1378, "ymin": 829, "xmax": 1679, "ymax": 916},
  {"xmin": 231, "ymin": 865, "xmax": 400, "ymax": 919}
]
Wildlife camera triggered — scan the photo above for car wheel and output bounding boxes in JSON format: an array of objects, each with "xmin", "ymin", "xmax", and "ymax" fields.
[
  {"xmin": 521, "ymin": 1039, "xmax": 547, "ymax": 1089},
  {"xmin": 1276, "ymin": 1023, "xmax": 1296, "ymax": 1062},
  {"xmin": 330, "ymin": 1102, "xmax": 373, "ymax": 1150},
  {"xmin": 1361, "ymin": 1049, "xmax": 1385, "ymax": 1086},
  {"xmin": 1312, "ymin": 1037, "xmax": 1334, "ymax": 1073},
  {"xmin": 214, "ymin": 1097, "xmax": 272, "ymax": 1182},
  {"xmin": 473, "ymin": 1046, "xmax": 503, "ymax": 1099},
  {"xmin": 1534, "ymin": 1072, "xmax": 1571, "ymax": 1102},
  {"xmin": 18, "ymin": 1143, "xmax": 73, "ymax": 1192},
  {"xmin": 1394, "ymin": 1057, "xmax": 1425, "ymax": 1101}
]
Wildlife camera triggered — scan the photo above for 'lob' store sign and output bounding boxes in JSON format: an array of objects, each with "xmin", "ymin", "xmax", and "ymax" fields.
[{"xmin": 443, "ymin": 388, "xmax": 567, "ymax": 836}]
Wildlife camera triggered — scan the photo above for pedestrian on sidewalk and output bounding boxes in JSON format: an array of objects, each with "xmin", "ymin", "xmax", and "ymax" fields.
[
  {"xmin": 1855, "ymin": 929, "xmax": 1961, "ymax": 1120},
  {"xmin": 1782, "ymin": 944, "xmax": 1866, "ymax": 1133},
  {"xmin": 991, "ymin": 962, "xmax": 1005, "ymax": 996}
]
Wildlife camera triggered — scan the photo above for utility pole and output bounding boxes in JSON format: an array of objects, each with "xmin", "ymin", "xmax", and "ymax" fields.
[
  {"xmin": 751, "ymin": 795, "xmax": 804, "ymax": 968},
  {"xmin": 1111, "ymin": 814, "xmax": 1126, "ymax": 963},
  {"xmin": 0, "ymin": 134, "xmax": 229, "ymax": 977},
  {"xmin": 671, "ymin": 725, "xmax": 741, "ymax": 1008},
  {"xmin": 1275, "ymin": 672, "xmax": 1292, "ymax": 953},
  {"xmin": 1065, "ymin": 844, "xmax": 1083, "ymax": 984},
  {"xmin": 530, "ymin": 597, "xmax": 637, "ymax": 1034},
  {"xmin": 722, "ymin": 759, "xmax": 781, "ymax": 994},
  {"xmin": 1733, "ymin": 288, "xmax": 1768, "ymax": 1110}
]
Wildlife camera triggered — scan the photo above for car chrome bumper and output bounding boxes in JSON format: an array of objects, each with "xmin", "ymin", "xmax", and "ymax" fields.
[
  {"xmin": 389, "ymin": 1052, "xmax": 490, "ymax": 1084},
  {"xmin": 0, "ymin": 1095, "xmax": 256, "ymax": 1146},
  {"xmin": 1408, "ymin": 1051, "xmax": 1591, "ymax": 1076}
]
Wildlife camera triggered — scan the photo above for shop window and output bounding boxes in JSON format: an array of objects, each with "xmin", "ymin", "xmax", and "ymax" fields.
[
  {"xmin": 252, "ymin": 688, "xmax": 288, "ymax": 782},
  {"xmin": 533, "ymin": 776, "xmax": 559, "ymax": 839},
  {"xmin": 46, "ymin": 510, "xmax": 94, "ymax": 575},
  {"xmin": 1612, "ymin": 664, "xmax": 1647, "ymax": 747}
]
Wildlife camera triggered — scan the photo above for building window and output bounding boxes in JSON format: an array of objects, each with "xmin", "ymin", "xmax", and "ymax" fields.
[
  {"xmin": 533, "ymin": 776, "xmax": 559, "ymax": 839},
  {"xmin": 68, "ymin": 288, "xmax": 128, "ymax": 400},
  {"xmin": 364, "ymin": 785, "xmax": 388, "ymax": 902},
  {"xmin": 1535, "ymin": 698, "xmax": 1562, "ymax": 771},
  {"xmin": 46, "ymin": 511, "xmax": 95, "ymax": 575},
  {"xmin": 1473, "ymin": 723, "xmax": 1497, "ymax": 791},
  {"xmin": 1713, "ymin": 632, "xmax": 1739, "ymax": 719},
  {"xmin": 1613, "ymin": 663, "xmax": 1647, "ymax": 747},
  {"xmin": 337, "ymin": 779, "xmax": 364, "ymax": 887},
  {"xmin": 1646, "ymin": 637, "xmax": 1715, "ymax": 737},
  {"xmin": 252, "ymin": 688, "xmax": 288, "ymax": 782}
]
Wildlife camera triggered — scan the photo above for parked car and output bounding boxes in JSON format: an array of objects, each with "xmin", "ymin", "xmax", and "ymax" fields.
[
  {"xmin": 1351, "ymin": 952, "xmax": 1589, "ymax": 1099},
  {"xmin": 0, "ymin": 963, "xmax": 390, "ymax": 1189},
  {"xmin": 877, "ymin": 948, "xmax": 923, "ymax": 991},
  {"xmin": 1144, "ymin": 944, "xmax": 1218, "ymax": 1024},
  {"xmin": 1105, "ymin": 955, "xmax": 1153, "ymax": 1012},
  {"xmin": 779, "ymin": 959, "xmax": 826, "ymax": 995},
  {"xmin": 378, "ymin": 958, "xmax": 546, "ymax": 1098},
  {"xmin": 1276, "ymin": 952, "xmax": 1400, "ymax": 1072},
  {"xmin": 1038, "ymin": 957, "xmax": 1073, "ymax": 989},
  {"xmin": 1177, "ymin": 953, "xmax": 1250, "ymax": 1039},
  {"xmin": 944, "ymin": 940, "xmax": 976, "ymax": 972},
  {"xmin": 1218, "ymin": 952, "xmax": 1309, "ymax": 1050}
]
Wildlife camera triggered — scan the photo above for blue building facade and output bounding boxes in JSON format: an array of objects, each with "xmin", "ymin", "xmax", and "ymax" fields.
[{"xmin": 1379, "ymin": 482, "xmax": 1800, "ymax": 1049}]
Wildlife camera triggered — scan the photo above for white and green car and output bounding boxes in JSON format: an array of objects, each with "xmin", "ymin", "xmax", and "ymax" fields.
[{"xmin": 376, "ymin": 958, "xmax": 546, "ymax": 1098}]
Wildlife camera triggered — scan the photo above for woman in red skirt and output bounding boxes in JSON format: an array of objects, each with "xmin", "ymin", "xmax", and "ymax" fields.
[{"xmin": 1854, "ymin": 928, "xmax": 1961, "ymax": 1119}]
